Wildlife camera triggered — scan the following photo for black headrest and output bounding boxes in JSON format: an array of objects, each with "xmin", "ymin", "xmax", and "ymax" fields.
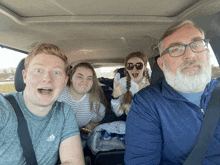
[
  {"xmin": 150, "ymin": 55, "xmax": 164, "ymax": 84},
  {"xmin": 14, "ymin": 58, "xmax": 26, "ymax": 92},
  {"xmin": 116, "ymin": 68, "xmax": 126, "ymax": 79}
]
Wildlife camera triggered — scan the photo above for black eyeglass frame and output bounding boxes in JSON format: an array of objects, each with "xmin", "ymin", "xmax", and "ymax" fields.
[{"xmin": 160, "ymin": 39, "xmax": 210, "ymax": 57}]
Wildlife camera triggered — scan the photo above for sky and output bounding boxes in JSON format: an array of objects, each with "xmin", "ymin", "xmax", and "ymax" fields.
[
  {"xmin": 0, "ymin": 47, "xmax": 27, "ymax": 69},
  {"xmin": 0, "ymin": 45, "xmax": 219, "ymax": 70}
]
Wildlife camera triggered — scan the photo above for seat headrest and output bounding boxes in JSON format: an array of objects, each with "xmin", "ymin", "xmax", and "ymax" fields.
[
  {"xmin": 150, "ymin": 55, "xmax": 164, "ymax": 84},
  {"xmin": 116, "ymin": 68, "xmax": 126, "ymax": 78},
  {"xmin": 114, "ymin": 67, "xmax": 126, "ymax": 84},
  {"xmin": 14, "ymin": 58, "xmax": 26, "ymax": 92}
]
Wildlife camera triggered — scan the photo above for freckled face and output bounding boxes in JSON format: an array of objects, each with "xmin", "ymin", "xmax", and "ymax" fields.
[
  {"xmin": 22, "ymin": 53, "xmax": 68, "ymax": 109},
  {"xmin": 71, "ymin": 67, "xmax": 93, "ymax": 95},
  {"xmin": 126, "ymin": 57, "xmax": 146, "ymax": 84}
]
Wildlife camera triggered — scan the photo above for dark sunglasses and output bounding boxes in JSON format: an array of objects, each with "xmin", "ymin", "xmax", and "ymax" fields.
[{"xmin": 126, "ymin": 62, "xmax": 144, "ymax": 70}]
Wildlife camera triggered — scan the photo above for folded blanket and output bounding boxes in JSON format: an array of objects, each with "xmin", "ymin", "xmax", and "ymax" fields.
[
  {"xmin": 101, "ymin": 131, "xmax": 125, "ymax": 143},
  {"xmin": 87, "ymin": 121, "xmax": 126, "ymax": 155}
]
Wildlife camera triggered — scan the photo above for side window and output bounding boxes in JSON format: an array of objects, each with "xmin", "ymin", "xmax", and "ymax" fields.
[
  {"xmin": 209, "ymin": 44, "xmax": 220, "ymax": 79},
  {"xmin": 95, "ymin": 66, "xmax": 124, "ymax": 79},
  {"xmin": 0, "ymin": 47, "xmax": 27, "ymax": 94}
]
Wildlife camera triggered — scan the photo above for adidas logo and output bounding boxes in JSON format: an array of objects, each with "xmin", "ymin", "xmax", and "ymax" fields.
[{"xmin": 47, "ymin": 134, "xmax": 55, "ymax": 142}]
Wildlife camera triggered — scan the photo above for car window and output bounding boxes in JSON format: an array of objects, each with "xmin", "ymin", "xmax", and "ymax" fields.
[
  {"xmin": 95, "ymin": 66, "xmax": 123, "ymax": 79},
  {"xmin": 209, "ymin": 43, "xmax": 220, "ymax": 78},
  {"xmin": 0, "ymin": 47, "xmax": 27, "ymax": 94}
]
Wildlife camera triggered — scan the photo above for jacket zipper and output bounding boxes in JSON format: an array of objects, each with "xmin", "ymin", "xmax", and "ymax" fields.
[{"xmin": 200, "ymin": 96, "xmax": 205, "ymax": 115}]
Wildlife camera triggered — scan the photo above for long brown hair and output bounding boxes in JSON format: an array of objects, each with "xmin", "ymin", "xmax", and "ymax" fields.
[
  {"xmin": 68, "ymin": 62, "xmax": 107, "ymax": 115},
  {"xmin": 120, "ymin": 52, "xmax": 151, "ymax": 114}
]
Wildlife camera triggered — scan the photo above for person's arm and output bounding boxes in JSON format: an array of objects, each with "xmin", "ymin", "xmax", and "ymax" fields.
[
  {"xmin": 125, "ymin": 92, "xmax": 162, "ymax": 165},
  {"xmin": 111, "ymin": 79, "xmax": 125, "ymax": 117},
  {"xmin": 0, "ymin": 106, "xmax": 5, "ymax": 130},
  {"xmin": 59, "ymin": 104, "xmax": 85, "ymax": 165},
  {"xmin": 111, "ymin": 97, "xmax": 123, "ymax": 117},
  {"xmin": 112, "ymin": 80, "xmax": 124, "ymax": 99},
  {"xmin": 0, "ymin": 94, "xmax": 10, "ymax": 130},
  {"xmin": 84, "ymin": 103, "xmax": 106, "ymax": 131},
  {"xmin": 90, "ymin": 103, "xmax": 106, "ymax": 122},
  {"xmin": 59, "ymin": 135, "xmax": 85, "ymax": 165}
]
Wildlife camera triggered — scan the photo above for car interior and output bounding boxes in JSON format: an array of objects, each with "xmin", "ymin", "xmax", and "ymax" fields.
[{"xmin": 1, "ymin": 0, "xmax": 220, "ymax": 164}]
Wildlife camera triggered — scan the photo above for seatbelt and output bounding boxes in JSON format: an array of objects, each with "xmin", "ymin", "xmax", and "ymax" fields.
[
  {"xmin": 4, "ymin": 94, "xmax": 38, "ymax": 165},
  {"xmin": 184, "ymin": 78, "xmax": 220, "ymax": 165}
]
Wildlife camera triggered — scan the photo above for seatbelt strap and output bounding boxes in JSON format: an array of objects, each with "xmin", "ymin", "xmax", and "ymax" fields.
[
  {"xmin": 184, "ymin": 79, "xmax": 220, "ymax": 165},
  {"xmin": 4, "ymin": 94, "xmax": 38, "ymax": 165}
]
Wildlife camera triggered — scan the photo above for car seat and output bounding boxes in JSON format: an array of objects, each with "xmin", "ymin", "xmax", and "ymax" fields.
[
  {"xmin": 14, "ymin": 58, "xmax": 26, "ymax": 91},
  {"xmin": 150, "ymin": 55, "xmax": 164, "ymax": 84},
  {"xmin": 89, "ymin": 69, "xmax": 126, "ymax": 164},
  {"xmin": 88, "ymin": 68, "xmax": 126, "ymax": 165},
  {"xmin": 113, "ymin": 68, "xmax": 125, "ymax": 84}
]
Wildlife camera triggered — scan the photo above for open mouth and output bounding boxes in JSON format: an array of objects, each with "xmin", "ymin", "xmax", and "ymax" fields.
[
  {"xmin": 38, "ymin": 88, "xmax": 53, "ymax": 94},
  {"xmin": 132, "ymin": 73, "xmax": 139, "ymax": 78}
]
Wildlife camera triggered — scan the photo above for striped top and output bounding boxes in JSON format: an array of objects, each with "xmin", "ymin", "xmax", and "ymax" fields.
[{"xmin": 57, "ymin": 86, "xmax": 105, "ymax": 128}]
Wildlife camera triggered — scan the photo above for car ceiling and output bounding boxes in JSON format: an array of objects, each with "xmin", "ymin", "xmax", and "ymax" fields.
[{"xmin": 0, "ymin": 0, "xmax": 220, "ymax": 68}]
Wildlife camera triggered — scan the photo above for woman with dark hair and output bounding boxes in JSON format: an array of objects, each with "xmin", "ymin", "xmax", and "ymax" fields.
[
  {"xmin": 58, "ymin": 62, "xmax": 106, "ymax": 130},
  {"xmin": 111, "ymin": 52, "xmax": 151, "ymax": 116}
]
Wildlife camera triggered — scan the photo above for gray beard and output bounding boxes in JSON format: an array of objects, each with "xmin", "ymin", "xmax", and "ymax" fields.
[{"xmin": 163, "ymin": 59, "xmax": 212, "ymax": 93}]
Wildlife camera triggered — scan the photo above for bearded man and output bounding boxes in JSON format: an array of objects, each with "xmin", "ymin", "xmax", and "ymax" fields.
[{"xmin": 124, "ymin": 20, "xmax": 220, "ymax": 165}]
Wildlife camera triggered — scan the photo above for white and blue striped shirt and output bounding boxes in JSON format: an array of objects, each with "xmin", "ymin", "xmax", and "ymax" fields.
[{"xmin": 57, "ymin": 86, "xmax": 105, "ymax": 128}]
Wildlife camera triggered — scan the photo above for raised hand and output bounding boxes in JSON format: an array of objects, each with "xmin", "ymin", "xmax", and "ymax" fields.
[{"xmin": 112, "ymin": 80, "xmax": 124, "ymax": 99}]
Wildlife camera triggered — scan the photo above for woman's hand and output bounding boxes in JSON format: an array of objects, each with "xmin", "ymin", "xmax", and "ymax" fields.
[
  {"xmin": 112, "ymin": 80, "xmax": 124, "ymax": 99},
  {"xmin": 84, "ymin": 122, "xmax": 100, "ymax": 131}
]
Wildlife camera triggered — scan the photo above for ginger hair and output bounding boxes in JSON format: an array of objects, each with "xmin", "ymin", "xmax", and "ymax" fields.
[
  {"xmin": 119, "ymin": 52, "xmax": 151, "ymax": 114},
  {"xmin": 25, "ymin": 43, "xmax": 69, "ymax": 75}
]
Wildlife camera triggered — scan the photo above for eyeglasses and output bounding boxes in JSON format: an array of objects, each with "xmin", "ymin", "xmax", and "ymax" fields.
[
  {"xmin": 161, "ymin": 39, "xmax": 210, "ymax": 57},
  {"xmin": 126, "ymin": 62, "xmax": 143, "ymax": 70}
]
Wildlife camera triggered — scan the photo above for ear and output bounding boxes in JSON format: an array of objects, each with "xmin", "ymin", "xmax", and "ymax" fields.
[
  {"xmin": 207, "ymin": 47, "xmax": 210, "ymax": 53},
  {"xmin": 64, "ymin": 76, "xmax": 68, "ymax": 86},
  {"xmin": 22, "ymin": 69, "xmax": 27, "ymax": 84},
  {"xmin": 157, "ymin": 57, "xmax": 164, "ymax": 71}
]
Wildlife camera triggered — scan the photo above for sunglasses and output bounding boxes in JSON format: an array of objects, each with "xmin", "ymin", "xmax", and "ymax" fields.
[{"xmin": 126, "ymin": 62, "xmax": 144, "ymax": 70}]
